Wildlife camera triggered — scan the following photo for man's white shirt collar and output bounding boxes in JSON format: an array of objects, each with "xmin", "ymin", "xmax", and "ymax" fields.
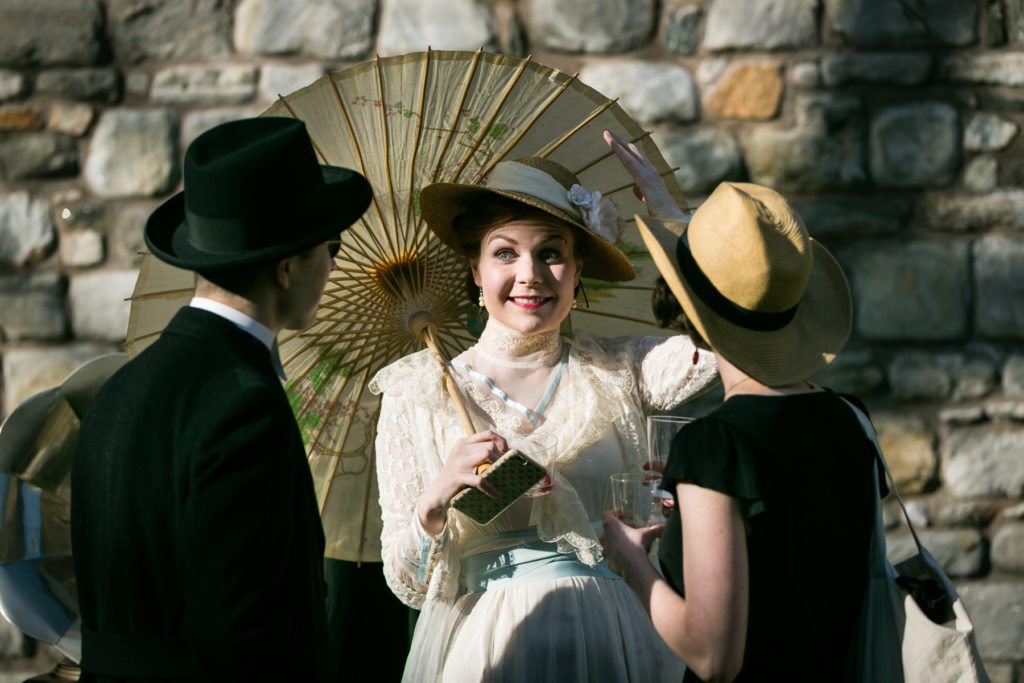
[{"xmin": 190, "ymin": 297, "xmax": 275, "ymax": 351}]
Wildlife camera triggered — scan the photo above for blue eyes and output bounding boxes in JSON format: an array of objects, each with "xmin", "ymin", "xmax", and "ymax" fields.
[{"xmin": 493, "ymin": 248, "xmax": 563, "ymax": 262}]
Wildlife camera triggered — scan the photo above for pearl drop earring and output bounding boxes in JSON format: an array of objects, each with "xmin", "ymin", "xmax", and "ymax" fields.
[{"xmin": 478, "ymin": 290, "xmax": 485, "ymax": 308}]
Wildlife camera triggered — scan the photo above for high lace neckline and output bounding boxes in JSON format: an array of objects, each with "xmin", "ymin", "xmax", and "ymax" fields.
[{"xmin": 474, "ymin": 318, "xmax": 563, "ymax": 368}]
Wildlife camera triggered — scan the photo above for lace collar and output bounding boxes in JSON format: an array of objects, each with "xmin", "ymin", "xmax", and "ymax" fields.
[{"xmin": 475, "ymin": 318, "xmax": 563, "ymax": 368}]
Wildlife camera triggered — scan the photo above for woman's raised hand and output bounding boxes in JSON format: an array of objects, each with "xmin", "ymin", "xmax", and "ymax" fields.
[
  {"xmin": 604, "ymin": 129, "xmax": 687, "ymax": 222},
  {"xmin": 417, "ymin": 430, "xmax": 507, "ymax": 535},
  {"xmin": 600, "ymin": 510, "xmax": 664, "ymax": 580}
]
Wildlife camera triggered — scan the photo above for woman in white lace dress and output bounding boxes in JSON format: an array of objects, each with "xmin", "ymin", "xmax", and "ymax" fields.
[{"xmin": 369, "ymin": 131, "xmax": 718, "ymax": 682}]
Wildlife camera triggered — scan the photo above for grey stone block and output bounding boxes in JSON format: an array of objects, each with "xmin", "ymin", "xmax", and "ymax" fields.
[
  {"xmin": 964, "ymin": 113, "xmax": 1019, "ymax": 152},
  {"xmin": 663, "ymin": 3, "xmax": 701, "ymax": 56},
  {"xmin": 107, "ymin": 203, "xmax": 154, "ymax": 267},
  {"xmin": 985, "ymin": 663, "xmax": 1014, "ymax": 683},
  {"xmin": 0, "ymin": 191, "xmax": 54, "ymax": 267},
  {"xmin": 69, "ymin": 269, "xmax": 139, "ymax": 342},
  {"xmin": 704, "ymin": 0, "xmax": 817, "ymax": 50},
  {"xmin": 875, "ymin": 413, "xmax": 937, "ymax": 493},
  {"xmin": 944, "ymin": 427, "xmax": 1024, "ymax": 498},
  {"xmin": 821, "ymin": 53, "xmax": 932, "ymax": 86},
  {"xmin": 107, "ymin": 0, "xmax": 232, "ymax": 63},
  {"xmin": 60, "ymin": 228, "xmax": 104, "ymax": 267},
  {"xmin": 928, "ymin": 353, "xmax": 999, "ymax": 402},
  {"xmin": 579, "ymin": 61, "xmax": 697, "ymax": 123},
  {"xmin": 889, "ymin": 353, "xmax": 952, "ymax": 401},
  {"xmin": 235, "ymin": 0, "xmax": 376, "ymax": 59},
  {"xmin": 257, "ymin": 63, "xmax": 325, "ymax": 103},
  {"xmin": 975, "ymin": 235, "xmax": 1024, "ymax": 339},
  {"xmin": 654, "ymin": 128, "xmax": 743, "ymax": 195},
  {"xmin": 2, "ymin": 343, "xmax": 115, "ymax": 416},
  {"xmin": 986, "ymin": 0, "xmax": 1007, "ymax": 46},
  {"xmin": 992, "ymin": 523, "xmax": 1024, "ymax": 573},
  {"xmin": 885, "ymin": 529, "xmax": 984, "ymax": 577},
  {"xmin": 84, "ymin": 109, "xmax": 178, "ymax": 199},
  {"xmin": 1005, "ymin": 355, "xmax": 1024, "ymax": 398},
  {"xmin": 810, "ymin": 349, "xmax": 885, "ymax": 395},
  {"xmin": 0, "ymin": 0, "xmax": 103, "ymax": 66},
  {"xmin": 521, "ymin": 0, "xmax": 655, "ymax": 53},
  {"xmin": 943, "ymin": 52, "xmax": 1024, "ymax": 87},
  {"xmin": 840, "ymin": 240, "xmax": 969, "ymax": 341},
  {"xmin": 0, "ymin": 131, "xmax": 78, "ymax": 180},
  {"xmin": 937, "ymin": 406, "xmax": 986, "ymax": 425},
  {"xmin": 985, "ymin": 400, "xmax": 1024, "ymax": 421},
  {"xmin": 181, "ymin": 107, "xmax": 261, "ymax": 149},
  {"xmin": 827, "ymin": 0, "xmax": 977, "ymax": 47},
  {"xmin": 870, "ymin": 102, "xmax": 960, "ymax": 188},
  {"xmin": 957, "ymin": 582, "xmax": 1024, "ymax": 660},
  {"xmin": 789, "ymin": 61, "xmax": 820, "ymax": 89},
  {"xmin": 151, "ymin": 65, "xmax": 257, "ymax": 106},
  {"xmin": 923, "ymin": 189, "xmax": 1024, "ymax": 231},
  {"xmin": 963, "ymin": 156, "xmax": 998, "ymax": 194},
  {"xmin": 55, "ymin": 201, "xmax": 105, "ymax": 232},
  {"xmin": 0, "ymin": 271, "xmax": 66, "ymax": 341},
  {"xmin": 933, "ymin": 501, "xmax": 996, "ymax": 527},
  {"xmin": 746, "ymin": 94, "xmax": 867, "ymax": 192},
  {"xmin": 380, "ymin": 0, "xmax": 497, "ymax": 55},
  {"xmin": 46, "ymin": 102, "xmax": 94, "ymax": 137},
  {"xmin": 793, "ymin": 196, "xmax": 910, "ymax": 239},
  {"xmin": 125, "ymin": 71, "xmax": 149, "ymax": 98},
  {"xmin": 34, "ymin": 68, "xmax": 121, "ymax": 103},
  {"xmin": 0, "ymin": 69, "xmax": 27, "ymax": 101}
]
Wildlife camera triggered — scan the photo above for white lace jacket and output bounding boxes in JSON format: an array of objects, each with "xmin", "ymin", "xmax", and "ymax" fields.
[{"xmin": 369, "ymin": 333, "xmax": 718, "ymax": 608}]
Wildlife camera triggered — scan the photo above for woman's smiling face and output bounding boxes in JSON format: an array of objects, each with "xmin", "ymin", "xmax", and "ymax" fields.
[{"xmin": 472, "ymin": 220, "xmax": 583, "ymax": 336}]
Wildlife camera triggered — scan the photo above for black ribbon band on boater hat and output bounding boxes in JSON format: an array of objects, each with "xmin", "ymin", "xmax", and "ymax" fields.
[{"xmin": 675, "ymin": 231, "xmax": 798, "ymax": 332}]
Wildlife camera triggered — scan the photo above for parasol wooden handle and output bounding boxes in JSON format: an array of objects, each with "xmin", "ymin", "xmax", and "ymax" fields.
[{"xmin": 407, "ymin": 312, "xmax": 476, "ymax": 436}]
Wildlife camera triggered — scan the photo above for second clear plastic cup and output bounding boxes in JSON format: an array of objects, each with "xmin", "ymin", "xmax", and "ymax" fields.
[{"xmin": 610, "ymin": 473, "xmax": 658, "ymax": 527}]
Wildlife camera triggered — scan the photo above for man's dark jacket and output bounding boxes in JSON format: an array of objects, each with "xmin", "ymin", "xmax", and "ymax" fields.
[{"xmin": 71, "ymin": 307, "xmax": 331, "ymax": 682}]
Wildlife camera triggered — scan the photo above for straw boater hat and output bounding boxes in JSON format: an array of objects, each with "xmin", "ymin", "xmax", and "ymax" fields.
[
  {"xmin": 145, "ymin": 117, "xmax": 372, "ymax": 271},
  {"xmin": 419, "ymin": 157, "xmax": 636, "ymax": 281},
  {"xmin": 636, "ymin": 182, "xmax": 852, "ymax": 386}
]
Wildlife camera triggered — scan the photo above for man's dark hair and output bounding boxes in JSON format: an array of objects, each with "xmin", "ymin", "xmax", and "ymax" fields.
[{"xmin": 196, "ymin": 261, "xmax": 276, "ymax": 299}]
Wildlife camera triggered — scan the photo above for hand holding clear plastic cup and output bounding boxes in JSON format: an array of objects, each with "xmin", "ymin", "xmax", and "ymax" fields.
[
  {"xmin": 609, "ymin": 473, "xmax": 660, "ymax": 527},
  {"xmin": 646, "ymin": 415, "xmax": 694, "ymax": 519}
]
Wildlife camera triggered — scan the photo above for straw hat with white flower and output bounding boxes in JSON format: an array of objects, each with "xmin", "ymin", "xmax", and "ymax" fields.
[{"xmin": 420, "ymin": 156, "xmax": 635, "ymax": 282}]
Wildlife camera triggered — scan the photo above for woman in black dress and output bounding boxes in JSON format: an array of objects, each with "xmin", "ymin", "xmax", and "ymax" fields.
[{"xmin": 600, "ymin": 182, "xmax": 879, "ymax": 682}]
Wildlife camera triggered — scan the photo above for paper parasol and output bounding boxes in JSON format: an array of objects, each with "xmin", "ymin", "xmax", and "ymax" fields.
[
  {"xmin": 125, "ymin": 49, "xmax": 686, "ymax": 562},
  {"xmin": 0, "ymin": 353, "xmax": 128, "ymax": 663}
]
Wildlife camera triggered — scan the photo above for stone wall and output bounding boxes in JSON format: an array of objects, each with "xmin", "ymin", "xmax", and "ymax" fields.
[{"xmin": 0, "ymin": 0, "xmax": 1022, "ymax": 678}]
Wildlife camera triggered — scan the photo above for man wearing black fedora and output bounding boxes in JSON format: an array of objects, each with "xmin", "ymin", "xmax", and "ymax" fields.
[{"xmin": 71, "ymin": 117, "xmax": 371, "ymax": 682}]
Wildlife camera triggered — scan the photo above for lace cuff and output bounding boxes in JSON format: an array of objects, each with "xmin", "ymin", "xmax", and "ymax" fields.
[{"xmin": 375, "ymin": 389, "xmax": 447, "ymax": 609}]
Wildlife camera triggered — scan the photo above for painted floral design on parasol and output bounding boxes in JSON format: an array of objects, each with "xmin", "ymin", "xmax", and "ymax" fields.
[{"xmin": 126, "ymin": 49, "xmax": 687, "ymax": 563}]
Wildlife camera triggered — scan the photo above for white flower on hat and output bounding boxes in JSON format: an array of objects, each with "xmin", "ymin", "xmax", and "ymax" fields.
[{"xmin": 567, "ymin": 183, "xmax": 622, "ymax": 244}]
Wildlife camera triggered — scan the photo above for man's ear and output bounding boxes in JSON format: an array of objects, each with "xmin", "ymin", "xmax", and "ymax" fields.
[{"xmin": 275, "ymin": 257, "xmax": 292, "ymax": 289}]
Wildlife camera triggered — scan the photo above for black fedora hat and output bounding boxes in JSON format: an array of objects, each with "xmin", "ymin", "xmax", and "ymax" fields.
[{"xmin": 145, "ymin": 117, "xmax": 372, "ymax": 271}]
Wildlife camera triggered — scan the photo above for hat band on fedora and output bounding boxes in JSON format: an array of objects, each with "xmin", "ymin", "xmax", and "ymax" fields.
[
  {"xmin": 675, "ymin": 233, "xmax": 798, "ymax": 332},
  {"xmin": 486, "ymin": 162, "xmax": 576, "ymax": 215}
]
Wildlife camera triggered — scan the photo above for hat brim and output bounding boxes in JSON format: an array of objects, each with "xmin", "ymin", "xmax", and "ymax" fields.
[
  {"xmin": 636, "ymin": 215, "xmax": 852, "ymax": 386},
  {"xmin": 420, "ymin": 183, "xmax": 636, "ymax": 282},
  {"xmin": 144, "ymin": 165, "xmax": 372, "ymax": 271}
]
